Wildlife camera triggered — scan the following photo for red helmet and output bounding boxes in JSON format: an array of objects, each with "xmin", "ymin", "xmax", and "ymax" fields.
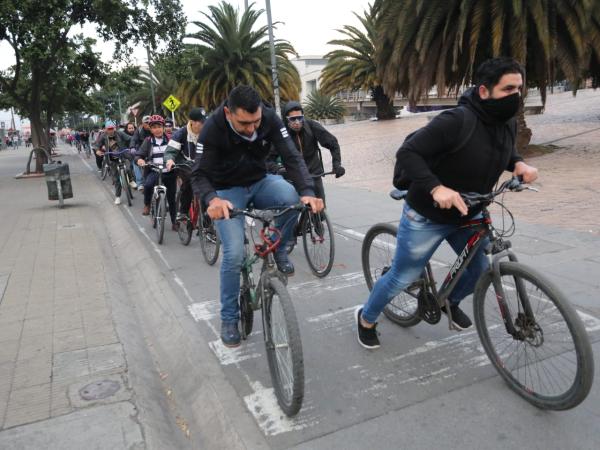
[{"xmin": 148, "ymin": 115, "xmax": 165, "ymax": 125}]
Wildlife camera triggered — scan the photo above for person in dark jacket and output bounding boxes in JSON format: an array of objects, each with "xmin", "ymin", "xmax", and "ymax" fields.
[
  {"xmin": 191, "ymin": 85, "xmax": 323, "ymax": 347},
  {"xmin": 131, "ymin": 116, "xmax": 151, "ymax": 189},
  {"xmin": 164, "ymin": 107, "xmax": 206, "ymax": 218},
  {"xmin": 355, "ymin": 57, "xmax": 539, "ymax": 349},
  {"xmin": 269, "ymin": 101, "xmax": 345, "ymax": 202}
]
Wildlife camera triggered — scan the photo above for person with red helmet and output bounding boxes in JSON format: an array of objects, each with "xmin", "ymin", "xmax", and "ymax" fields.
[{"xmin": 134, "ymin": 115, "xmax": 179, "ymax": 229}]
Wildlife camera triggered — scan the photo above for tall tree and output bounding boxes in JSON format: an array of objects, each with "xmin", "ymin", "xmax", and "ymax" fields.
[
  {"xmin": 0, "ymin": 0, "xmax": 185, "ymax": 170},
  {"xmin": 320, "ymin": 4, "xmax": 396, "ymax": 120},
  {"xmin": 374, "ymin": 0, "xmax": 600, "ymax": 149},
  {"xmin": 187, "ymin": 2, "xmax": 301, "ymax": 110}
]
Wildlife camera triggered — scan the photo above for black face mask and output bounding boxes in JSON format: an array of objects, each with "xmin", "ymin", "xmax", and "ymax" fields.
[{"xmin": 481, "ymin": 92, "xmax": 520, "ymax": 122}]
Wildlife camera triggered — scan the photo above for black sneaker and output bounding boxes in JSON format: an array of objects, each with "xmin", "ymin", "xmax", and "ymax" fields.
[
  {"xmin": 220, "ymin": 321, "xmax": 241, "ymax": 347},
  {"xmin": 441, "ymin": 304, "xmax": 473, "ymax": 330},
  {"xmin": 274, "ymin": 251, "xmax": 295, "ymax": 275},
  {"xmin": 355, "ymin": 307, "xmax": 380, "ymax": 349}
]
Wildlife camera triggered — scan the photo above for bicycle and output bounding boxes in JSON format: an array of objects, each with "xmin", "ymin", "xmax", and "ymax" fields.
[
  {"xmin": 232, "ymin": 205, "xmax": 305, "ymax": 416},
  {"xmin": 173, "ymin": 164, "xmax": 221, "ymax": 262},
  {"xmin": 146, "ymin": 163, "xmax": 168, "ymax": 245},
  {"xmin": 75, "ymin": 140, "xmax": 82, "ymax": 153},
  {"xmin": 105, "ymin": 149, "xmax": 134, "ymax": 207},
  {"xmin": 361, "ymin": 177, "xmax": 594, "ymax": 410},
  {"xmin": 286, "ymin": 171, "xmax": 335, "ymax": 277}
]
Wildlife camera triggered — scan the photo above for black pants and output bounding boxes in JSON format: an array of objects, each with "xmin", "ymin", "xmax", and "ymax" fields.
[
  {"xmin": 177, "ymin": 170, "xmax": 193, "ymax": 214},
  {"xmin": 95, "ymin": 153, "xmax": 103, "ymax": 169},
  {"xmin": 144, "ymin": 171, "xmax": 177, "ymax": 224}
]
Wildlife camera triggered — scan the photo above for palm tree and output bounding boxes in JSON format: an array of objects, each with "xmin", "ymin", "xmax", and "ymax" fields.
[
  {"xmin": 186, "ymin": 2, "xmax": 301, "ymax": 110},
  {"xmin": 303, "ymin": 90, "xmax": 345, "ymax": 121},
  {"xmin": 374, "ymin": 0, "xmax": 600, "ymax": 149},
  {"xmin": 320, "ymin": 4, "xmax": 396, "ymax": 120}
]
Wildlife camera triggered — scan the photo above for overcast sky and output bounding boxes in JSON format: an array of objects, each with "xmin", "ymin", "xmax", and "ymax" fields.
[{"xmin": 0, "ymin": 0, "xmax": 372, "ymax": 71}]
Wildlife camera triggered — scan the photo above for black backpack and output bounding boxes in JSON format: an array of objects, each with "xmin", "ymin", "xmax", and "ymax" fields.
[{"xmin": 393, "ymin": 106, "xmax": 477, "ymax": 190}]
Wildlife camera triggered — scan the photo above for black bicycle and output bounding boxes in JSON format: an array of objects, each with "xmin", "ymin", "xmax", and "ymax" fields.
[
  {"xmin": 287, "ymin": 172, "xmax": 335, "ymax": 277},
  {"xmin": 233, "ymin": 205, "xmax": 305, "ymax": 417},
  {"xmin": 146, "ymin": 163, "xmax": 168, "ymax": 245},
  {"xmin": 361, "ymin": 177, "xmax": 594, "ymax": 410},
  {"xmin": 105, "ymin": 149, "xmax": 134, "ymax": 207}
]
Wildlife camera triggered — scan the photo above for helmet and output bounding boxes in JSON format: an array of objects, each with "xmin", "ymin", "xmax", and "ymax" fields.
[
  {"xmin": 148, "ymin": 115, "xmax": 165, "ymax": 126},
  {"xmin": 105, "ymin": 120, "xmax": 116, "ymax": 129}
]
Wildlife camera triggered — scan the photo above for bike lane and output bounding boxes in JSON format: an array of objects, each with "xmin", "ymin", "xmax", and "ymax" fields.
[{"xmin": 84, "ymin": 144, "xmax": 600, "ymax": 449}]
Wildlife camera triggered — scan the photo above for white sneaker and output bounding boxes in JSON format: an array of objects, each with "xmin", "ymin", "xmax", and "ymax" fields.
[
  {"xmin": 114, "ymin": 197, "xmax": 121, "ymax": 205},
  {"xmin": 129, "ymin": 180, "xmax": 137, "ymax": 189},
  {"xmin": 137, "ymin": 185, "xmax": 144, "ymax": 191}
]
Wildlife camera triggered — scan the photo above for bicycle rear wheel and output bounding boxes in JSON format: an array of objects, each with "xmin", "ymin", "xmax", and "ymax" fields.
[
  {"xmin": 473, "ymin": 261, "xmax": 594, "ymax": 410},
  {"xmin": 361, "ymin": 223, "xmax": 421, "ymax": 327},
  {"xmin": 199, "ymin": 211, "xmax": 220, "ymax": 265},
  {"xmin": 175, "ymin": 190, "xmax": 192, "ymax": 245},
  {"xmin": 263, "ymin": 277, "xmax": 304, "ymax": 417},
  {"xmin": 239, "ymin": 272, "xmax": 254, "ymax": 339},
  {"xmin": 156, "ymin": 193, "xmax": 166, "ymax": 245},
  {"xmin": 302, "ymin": 210, "xmax": 335, "ymax": 277},
  {"xmin": 120, "ymin": 168, "xmax": 133, "ymax": 207}
]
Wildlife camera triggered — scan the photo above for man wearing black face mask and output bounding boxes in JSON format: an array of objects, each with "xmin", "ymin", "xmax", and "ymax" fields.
[{"xmin": 354, "ymin": 57, "xmax": 539, "ymax": 349}]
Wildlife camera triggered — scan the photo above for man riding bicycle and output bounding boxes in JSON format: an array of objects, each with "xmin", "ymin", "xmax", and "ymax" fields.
[
  {"xmin": 191, "ymin": 85, "xmax": 323, "ymax": 347},
  {"xmin": 164, "ymin": 107, "xmax": 207, "ymax": 220},
  {"xmin": 355, "ymin": 57, "xmax": 539, "ymax": 349}
]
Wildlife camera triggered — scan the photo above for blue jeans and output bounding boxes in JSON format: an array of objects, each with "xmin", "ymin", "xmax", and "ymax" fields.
[
  {"xmin": 215, "ymin": 174, "xmax": 300, "ymax": 323},
  {"xmin": 361, "ymin": 203, "xmax": 490, "ymax": 324},
  {"xmin": 133, "ymin": 163, "xmax": 144, "ymax": 185}
]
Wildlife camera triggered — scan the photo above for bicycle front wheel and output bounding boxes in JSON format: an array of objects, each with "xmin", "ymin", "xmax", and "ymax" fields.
[
  {"xmin": 120, "ymin": 168, "xmax": 132, "ymax": 207},
  {"xmin": 263, "ymin": 277, "xmax": 304, "ymax": 417},
  {"xmin": 474, "ymin": 261, "xmax": 594, "ymax": 410},
  {"xmin": 175, "ymin": 190, "xmax": 192, "ymax": 245},
  {"xmin": 302, "ymin": 210, "xmax": 335, "ymax": 278},
  {"xmin": 101, "ymin": 159, "xmax": 109, "ymax": 180},
  {"xmin": 156, "ymin": 193, "xmax": 166, "ymax": 245},
  {"xmin": 361, "ymin": 223, "xmax": 421, "ymax": 327},
  {"xmin": 199, "ymin": 211, "xmax": 220, "ymax": 265}
]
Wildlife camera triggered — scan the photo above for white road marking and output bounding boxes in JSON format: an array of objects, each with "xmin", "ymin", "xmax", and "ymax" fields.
[
  {"xmin": 243, "ymin": 381, "xmax": 318, "ymax": 436},
  {"xmin": 208, "ymin": 339, "xmax": 262, "ymax": 365}
]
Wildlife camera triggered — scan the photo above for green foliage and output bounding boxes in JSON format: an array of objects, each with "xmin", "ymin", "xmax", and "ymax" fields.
[
  {"xmin": 303, "ymin": 90, "xmax": 345, "ymax": 121},
  {"xmin": 186, "ymin": 1, "xmax": 301, "ymax": 110},
  {"xmin": 373, "ymin": 0, "xmax": 600, "ymax": 105}
]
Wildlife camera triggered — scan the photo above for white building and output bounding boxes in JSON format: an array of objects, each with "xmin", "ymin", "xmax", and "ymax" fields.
[{"xmin": 290, "ymin": 56, "xmax": 328, "ymax": 103}]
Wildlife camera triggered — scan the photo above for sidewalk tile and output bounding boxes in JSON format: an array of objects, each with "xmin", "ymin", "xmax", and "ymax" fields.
[
  {"xmin": 0, "ymin": 321, "xmax": 23, "ymax": 343},
  {"xmin": 3, "ymin": 384, "xmax": 51, "ymax": 428},
  {"xmin": 0, "ymin": 340, "xmax": 19, "ymax": 365},
  {"xmin": 20, "ymin": 317, "xmax": 52, "ymax": 339},
  {"xmin": 16, "ymin": 335, "xmax": 52, "ymax": 361},
  {"xmin": 12, "ymin": 357, "xmax": 52, "ymax": 389},
  {"xmin": 87, "ymin": 344, "xmax": 125, "ymax": 375},
  {"xmin": 84, "ymin": 330, "xmax": 119, "ymax": 347},
  {"xmin": 52, "ymin": 349, "xmax": 89, "ymax": 382},
  {"xmin": 53, "ymin": 328, "xmax": 86, "ymax": 353},
  {"xmin": 53, "ymin": 312, "xmax": 83, "ymax": 333}
]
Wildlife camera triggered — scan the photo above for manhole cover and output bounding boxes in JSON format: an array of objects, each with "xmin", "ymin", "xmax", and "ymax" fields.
[{"xmin": 79, "ymin": 380, "xmax": 121, "ymax": 400}]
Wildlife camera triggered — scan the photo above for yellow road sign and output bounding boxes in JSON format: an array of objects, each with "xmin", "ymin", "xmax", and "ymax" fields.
[{"xmin": 163, "ymin": 95, "xmax": 181, "ymax": 112}]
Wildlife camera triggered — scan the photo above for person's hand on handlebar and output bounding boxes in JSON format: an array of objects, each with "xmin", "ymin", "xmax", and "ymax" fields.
[
  {"xmin": 333, "ymin": 165, "xmax": 346, "ymax": 178},
  {"xmin": 431, "ymin": 185, "xmax": 468, "ymax": 216},
  {"xmin": 136, "ymin": 159, "xmax": 146, "ymax": 167},
  {"xmin": 165, "ymin": 160, "xmax": 175, "ymax": 171},
  {"xmin": 513, "ymin": 161, "xmax": 538, "ymax": 184},
  {"xmin": 300, "ymin": 196, "xmax": 324, "ymax": 213},
  {"xmin": 208, "ymin": 197, "xmax": 234, "ymax": 220}
]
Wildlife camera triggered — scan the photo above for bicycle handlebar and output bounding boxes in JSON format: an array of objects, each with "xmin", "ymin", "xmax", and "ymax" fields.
[
  {"xmin": 104, "ymin": 149, "xmax": 130, "ymax": 156},
  {"xmin": 230, "ymin": 203, "xmax": 306, "ymax": 223},
  {"xmin": 312, "ymin": 171, "xmax": 335, "ymax": 178},
  {"xmin": 460, "ymin": 176, "xmax": 538, "ymax": 208}
]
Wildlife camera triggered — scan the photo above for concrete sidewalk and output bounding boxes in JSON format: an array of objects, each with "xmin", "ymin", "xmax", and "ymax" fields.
[{"xmin": 0, "ymin": 146, "xmax": 208, "ymax": 449}]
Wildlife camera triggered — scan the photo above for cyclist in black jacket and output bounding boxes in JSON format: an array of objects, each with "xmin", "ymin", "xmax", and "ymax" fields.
[
  {"xmin": 355, "ymin": 57, "xmax": 539, "ymax": 350},
  {"xmin": 191, "ymin": 85, "xmax": 323, "ymax": 347}
]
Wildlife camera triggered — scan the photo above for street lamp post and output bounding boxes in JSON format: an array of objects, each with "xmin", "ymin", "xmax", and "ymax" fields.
[
  {"xmin": 265, "ymin": 0, "xmax": 281, "ymax": 117},
  {"xmin": 146, "ymin": 47, "xmax": 157, "ymax": 114}
]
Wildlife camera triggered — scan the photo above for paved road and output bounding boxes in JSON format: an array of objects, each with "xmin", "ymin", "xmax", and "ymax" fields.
[{"xmin": 70, "ymin": 144, "xmax": 600, "ymax": 448}]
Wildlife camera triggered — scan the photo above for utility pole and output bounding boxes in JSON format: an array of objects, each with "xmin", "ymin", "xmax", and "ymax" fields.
[
  {"xmin": 117, "ymin": 91, "xmax": 123, "ymax": 123},
  {"xmin": 146, "ymin": 47, "xmax": 157, "ymax": 114},
  {"xmin": 265, "ymin": 0, "xmax": 281, "ymax": 117}
]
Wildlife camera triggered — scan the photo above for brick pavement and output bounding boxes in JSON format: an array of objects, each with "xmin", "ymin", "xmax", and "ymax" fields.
[{"xmin": 0, "ymin": 149, "xmax": 137, "ymax": 440}]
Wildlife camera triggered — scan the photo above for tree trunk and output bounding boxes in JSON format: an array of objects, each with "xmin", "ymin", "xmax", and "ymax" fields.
[
  {"xmin": 516, "ymin": 95, "xmax": 532, "ymax": 153},
  {"xmin": 372, "ymin": 85, "xmax": 396, "ymax": 120},
  {"xmin": 28, "ymin": 70, "xmax": 50, "ymax": 173}
]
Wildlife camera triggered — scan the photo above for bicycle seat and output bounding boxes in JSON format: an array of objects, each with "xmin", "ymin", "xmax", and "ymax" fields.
[{"xmin": 389, "ymin": 189, "xmax": 408, "ymax": 201}]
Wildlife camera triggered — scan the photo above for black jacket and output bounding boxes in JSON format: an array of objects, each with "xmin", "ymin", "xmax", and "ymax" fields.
[
  {"xmin": 191, "ymin": 102, "xmax": 315, "ymax": 204},
  {"xmin": 396, "ymin": 87, "xmax": 524, "ymax": 224},
  {"xmin": 131, "ymin": 126, "xmax": 151, "ymax": 149},
  {"xmin": 164, "ymin": 126, "xmax": 198, "ymax": 164},
  {"xmin": 273, "ymin": 103, "xmax": 342, "ymax": 175}
]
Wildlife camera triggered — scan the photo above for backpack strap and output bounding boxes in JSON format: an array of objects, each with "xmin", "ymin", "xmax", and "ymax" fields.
[{"xmin": 451, "ymin": 106, "xmax": 477, "ymax": 153}]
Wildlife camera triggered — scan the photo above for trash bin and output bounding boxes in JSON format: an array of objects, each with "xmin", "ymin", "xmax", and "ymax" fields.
[{"xmin": 43, "ymin": 162, "xmax": 73, "ymax": 208}]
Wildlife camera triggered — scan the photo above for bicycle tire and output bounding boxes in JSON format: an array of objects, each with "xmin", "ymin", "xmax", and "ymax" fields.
[
  {"xmin": 263, "ymin": 277, "xmax": 304, "ymax": 416},
  {"xmin": 156, "ymin": 193, "xmax": 166, "ymax": 245},
  {"xmin": 120, "ymin": 168, "xmax": 132, "ymax": 207},
  {"xmin": 199, "ymin": 211, "xmax": 220, "ymax": 265},
  {"xmin": 473, "ymin": 261, "xmax": 594, "ymax": 410},
  {"xmin": 175, "ymin": 190, "xmax": 192, "ymax": 245},
  {"xmin": 302, "ymin": 210, "xmax": 335, "ymax": 278},
  {"xmin": 361, "ymin": 223, "xmax": 421, "ymax": 327},
  {"xmin": 100, "ymin": 159, "xmax": 109, "ymax": 180},
  {"xmin": 239, "ymin": 273, "xmax": 254, "ymax": 339}
]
